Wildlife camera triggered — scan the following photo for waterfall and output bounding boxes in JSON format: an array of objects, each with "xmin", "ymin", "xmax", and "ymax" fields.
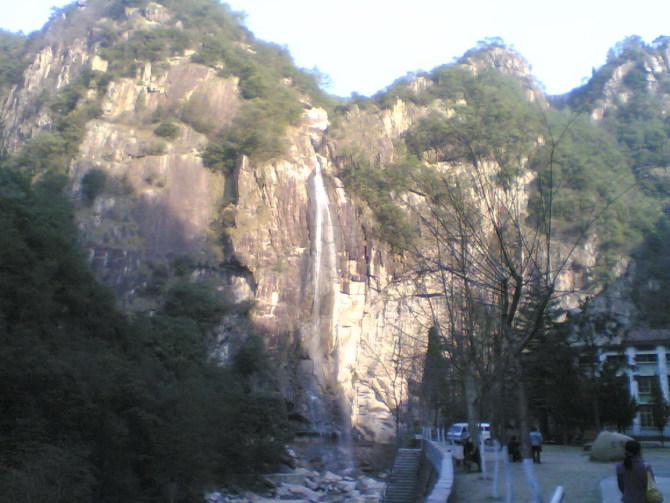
[
  {"xmin": 309, "ymin": 154, "xmax": 336, "ymax": 372},
  {"xmin": 305, "ymin": 154, "xmax": 336, "ymax": 431},
  {"xmin": 303, "ymin": 155, "xmax": 354, "ymax": 471}
]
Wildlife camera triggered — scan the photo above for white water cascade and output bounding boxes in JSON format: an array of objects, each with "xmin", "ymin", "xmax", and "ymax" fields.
[
  {"xmin": 309, "ymin": 155, "xmax": 336, "ymax": 372},
  {"xmin": 302, "ymin": 154, "xmax": 354, "ymax": 471}
]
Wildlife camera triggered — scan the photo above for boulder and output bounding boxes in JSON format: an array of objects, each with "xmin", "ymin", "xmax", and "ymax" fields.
[
  {"xmin": 590, "ymin": 431, "xmax": 634, "ymax": 461},
  {"xmin": 338, "ymin": 480, "xmax": 358, "ymax": 493},
  {"xmin": 276, "ymin": 484, "xmax": 323, "ymax": 501},
  {"xmin": 323, "ymin": 471, "xmax": 343, "ymax": 482}
]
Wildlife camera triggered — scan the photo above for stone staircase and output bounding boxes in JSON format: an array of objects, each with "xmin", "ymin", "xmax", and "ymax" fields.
[{"xmin": 381, "ymin": 448, "xmax": 422, "ymax": 503}]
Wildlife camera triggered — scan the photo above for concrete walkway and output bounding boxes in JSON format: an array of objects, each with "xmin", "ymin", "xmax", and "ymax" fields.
[{"xmin": 449, "ymin": 444, "xmax": 670, "ymax": 502}]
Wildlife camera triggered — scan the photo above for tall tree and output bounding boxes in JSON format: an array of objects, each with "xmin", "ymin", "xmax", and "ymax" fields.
[
  {"xmin": 597, "ymin": 360, "xmax": 637, "ymax": 433},
  {"xmin": 524, "ymin": 326, "xmax": 591, "ymax": 444},
  {"xmin": 420, "ymin": 325, "xmax": 455, "ymax": 429},
  {"xmin": 650, "ymin": 374, "xmax": 670, "ymax": 445}
]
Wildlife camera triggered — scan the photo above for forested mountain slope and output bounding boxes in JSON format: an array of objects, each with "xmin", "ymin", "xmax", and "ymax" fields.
[{"xmin": 1, "ymin": 1, "xmax": 670, "ymax": 500}]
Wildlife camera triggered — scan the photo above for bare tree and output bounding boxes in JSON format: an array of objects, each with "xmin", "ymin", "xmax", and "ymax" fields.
[
  {"xmin": 389, "ymin": 68, "xmax": 626, "ymax": 502},
  {"xmin": 343, "ymin": 65, "xmax": 644, "ymax": 502}
]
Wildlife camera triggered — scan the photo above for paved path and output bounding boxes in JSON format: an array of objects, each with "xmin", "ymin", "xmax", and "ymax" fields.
[{"xmin": 449, "ymin": 444, "xmax": 670, "ymax": 503}]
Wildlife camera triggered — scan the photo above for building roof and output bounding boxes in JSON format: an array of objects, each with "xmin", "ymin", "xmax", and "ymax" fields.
[{"xmin": 622, "ymin": 328, "xmax": 670, "ymax": 346}]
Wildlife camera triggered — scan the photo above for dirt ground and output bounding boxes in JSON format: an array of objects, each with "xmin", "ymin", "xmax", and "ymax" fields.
[{"xmin": 449, "ymin": 443, "xmax": 670, "ymax": 503}]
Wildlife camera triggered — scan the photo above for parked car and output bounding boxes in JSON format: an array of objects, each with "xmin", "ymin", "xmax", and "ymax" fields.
[{"xmin": 447, "ymin": 422, "xmax": 491, "ymax": 444}]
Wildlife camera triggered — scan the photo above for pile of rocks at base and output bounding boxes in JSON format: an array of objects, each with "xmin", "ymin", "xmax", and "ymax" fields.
[{"xmin": 205, "ymin": 468, "xmax": 385, "ymax": 503}]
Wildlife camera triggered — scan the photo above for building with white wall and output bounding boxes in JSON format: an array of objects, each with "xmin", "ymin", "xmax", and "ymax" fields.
[{"xmin": 600, "ymin": 328, "xmax": 670, "ymax": 437}]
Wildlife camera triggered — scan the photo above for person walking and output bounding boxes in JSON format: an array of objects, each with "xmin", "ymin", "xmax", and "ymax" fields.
[
  {"xmin": 529, "ymin": 427, "xmax": 543, "ymax": 464},
  {"xmin": 616, "ymin": 440, "xmax": 655, "ymax": 503}
]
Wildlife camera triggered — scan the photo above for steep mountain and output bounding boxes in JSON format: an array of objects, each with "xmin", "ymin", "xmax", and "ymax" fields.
[
  {"xmin": 1, "ymin": 0, "xmax": 668, "ymax": 448},
  {"xmin": 559, "ymin": 36, "xmax": 670, "ymax": 338}
]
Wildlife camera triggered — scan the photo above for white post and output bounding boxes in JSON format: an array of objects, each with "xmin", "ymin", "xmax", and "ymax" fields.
[
  {"xmin": 480, "ymin": 435, "xmax": 487, "ymax": 478},
  {"xmin": 549, "ymin": 486, "xmax": 564, "ymax": 503},
  {"xmin": 522, "ymin": 457, "xmax": 544, "ymax": 503},
  {"xmin": 492, "ymin": 441, "xmax": 501, "ymax": 498},
  {"xmin": 504, "ymin": 445, "xmax": 513, "ymax": 503}
]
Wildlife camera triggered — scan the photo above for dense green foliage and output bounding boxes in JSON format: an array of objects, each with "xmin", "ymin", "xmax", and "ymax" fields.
[
  {"xmin": 596, "ymin": 360, "xmax": 638, "ymax": 432},
  {"xmin": 632, "ymin": 218, "xmax": 670, "ymax": 326},
  {"xmin": 0, "ymin": 30, "xmax": 28, "ymax": 92},
  {"xmin": 526, "ymin": 330, "xmax": 640, "ymax": 439},
  {"xmin": 529, "ymin": 112, "xmax": 657, "ymax": 269},
  {"xmin": 0, "ymin": 168, "xmax": 290, "ymax": 502},
  {"xmin": 339, "ymin": 158, "xmax": 415, "ymax": 250},
  {"xmin": 567, "ymin": 37, "xmax": 670, "ymax": 198},
  {"xmin": 525, "ymin": 329, "xmax": 592, "ymax": 442},
  {"xmin": 10, "ymin": 71, "xmax": 104, "ymax": 176},
  {"xmin": 100, "ymin": 27, "xmax": 190, "ymax": 73},
  {"xmin": 566, "ymin": 36, "xmax": 670, "ymax": 322},
  {"xmin": 202, "ymin": 97, "xmax": 302, "ymax": 173},
  {"xmin": 81, "ymin": 167, "xmax": 108, "ymax": 203},
  {"xmin": 153, "ymin": 119, "xmax": 180, "ymax": 139}
]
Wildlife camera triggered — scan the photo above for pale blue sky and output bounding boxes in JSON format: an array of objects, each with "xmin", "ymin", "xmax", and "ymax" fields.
[{"xmin": 4, "ymin": 0, "xmax": 670, "ymax": 97}]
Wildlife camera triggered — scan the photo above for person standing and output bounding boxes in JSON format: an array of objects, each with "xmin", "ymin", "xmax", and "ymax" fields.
[
  {"xmin": 508, "ymin": 436, "xmax": 521, "ymax": 462},
  {"xmin": 529, "ymin": 427, "xmax": 543, "ymax": 464},
  {"xmin": 462, "ymin": 437, "xmax": 481, "ymax": 472},
  {"xmin": 616, "ymin": 440, "xmax": 649, "ymax": 503}
]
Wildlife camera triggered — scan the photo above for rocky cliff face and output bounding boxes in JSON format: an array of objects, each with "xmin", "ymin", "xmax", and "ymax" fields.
[
  {"xmin": 0, "ymin": 1, "xmax": 621, "ymax": 442},
  {"xmin": 0, "ymin": 1, "xmax": 418, "ymax": 441},
  {"xmin": 574, "ymin": 37, "xmax": 670, "ymax": 120}
]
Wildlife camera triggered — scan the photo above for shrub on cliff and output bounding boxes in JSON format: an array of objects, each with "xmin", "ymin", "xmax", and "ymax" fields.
[
  {"xmin": 202, "ymin": 98, "xmax": 299, "ymax": 173},
  {"xmin": 81, "ymin": 167, "xmax": 107, "ymax": 203},
  {"xmin": 0, "ymin": 29, "xmax": 28, "ymax": 92},
  {"xmin": 153, "ymin": 119, "xmax": 180, "ymax": 139}
]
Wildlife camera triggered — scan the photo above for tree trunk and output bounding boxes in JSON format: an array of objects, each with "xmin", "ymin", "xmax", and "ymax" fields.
[
  {"xmin": 591, "ymin": 377, "xmax": 601, "ymax": 432},
  {"xmin": 464, "ymin": 369, "xmax": 480, "ymax": 446},
  {"xmin": 514, "ymin": 355, "xmax": 543, "ymax": 503}
]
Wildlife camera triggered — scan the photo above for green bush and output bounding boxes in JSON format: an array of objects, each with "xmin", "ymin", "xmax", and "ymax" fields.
[
  {"xmin": 163, "ymin": 281, "xmax": 227, "ymax": 330},
  {"xmin": 202, "ymin": 99, "xmax": 297, "ymax": 172},
  {"xmin": 0, "ymin": 30, "xmax": 28, "ymax": 91},
  {"xmin": 153, "ymin": 120, "xmax": 180, "ymax": 139},
  {"xmin": 100, "ymin": 28, "xmax": 190, "ymax": 74},
  {"xmin": 81, "ymin": 168, "xmax": 107, "ymax": 203},
  {"xmin": 139, "ymin": 140, "xmax": 166, "ymax": 156}
]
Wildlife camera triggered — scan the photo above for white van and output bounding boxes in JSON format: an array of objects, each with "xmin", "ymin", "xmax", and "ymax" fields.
[{"xmin": 446, "ymin": 422, "xmax": 491, "ymax": 443}]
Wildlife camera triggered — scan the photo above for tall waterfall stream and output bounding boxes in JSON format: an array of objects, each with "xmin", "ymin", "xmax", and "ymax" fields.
[{"xmin": 302, "ymin": 154, "xmax": 354, "ymax": 472}]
